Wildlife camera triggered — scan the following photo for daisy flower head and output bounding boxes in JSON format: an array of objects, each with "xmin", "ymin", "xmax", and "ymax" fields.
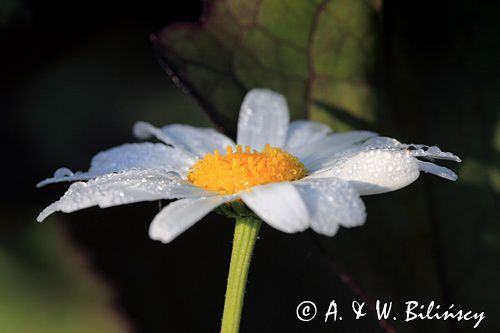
[{"xmin": 37, "ymin": 89, "xmax": 461, "ymax": 243}]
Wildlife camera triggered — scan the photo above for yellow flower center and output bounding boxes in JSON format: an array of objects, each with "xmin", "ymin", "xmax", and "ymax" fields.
[{"xmin": 188, "ymin": 144, "xmax": 306, "ymax": 195}]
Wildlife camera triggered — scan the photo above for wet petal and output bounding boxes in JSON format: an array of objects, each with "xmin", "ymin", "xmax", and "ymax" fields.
[
  {"xmin": 285, "ymin": 120, "xmax": 332, "ymax": 154},
  {"xmin": 404, "ymin": 144, "xmax": 461, "ymax": 162},
  {"xmin": 240, "ymin": 182, "xmax": 308, "ymax": 233},
  {"xmin": 149, "ymin": 195, "xmax": 234, "ymax": 243},
  {"xmin": 309, "ymin": 150, "xmax": 421, "ymax": 195},
  {"xmin": 295, "ymin": 178, "xmax": 366, "ymax": 235},
  {"xmin": 418, "ymin": 160, "xmax": 458, "ymax": 181},
  {"xmin": 37, "ymin": 169, "xmax": 215, "ymax": 222},
  {"xmin": 160, "ymin": 124, "xmax": 235, "ymax": 157},
  {"xmin": 359, "ymin": 137, "xmax": 461, "ymax": 162},
  {"xmin": 37, "ymin": 143, "xmax": 193, "ymax": 187},
  {"xmin": 297, "ymin": 131, "xmax": 378, "ymax": 171},
  {"xmin": 134, "ymin": 122, "xmax": 233, "ymax": 158},
  {"xmin": 307, "ymin": 137, "xmax": 461, "ymax": 195},
  {"xmin": 134, "ymin": 121, "xmax": 177, "ymax": 145},
  {"xmin": 237, "ymin": 89, "xmax": 289, "ymax": 150}
]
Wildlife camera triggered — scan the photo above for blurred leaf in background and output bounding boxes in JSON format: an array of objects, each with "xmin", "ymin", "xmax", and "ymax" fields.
[
  {"xmin": 156, "ymin": 0, "xmax": 377, "ymax": 134},
  {"xmin": 156, "ymin": 0, "xmax": 499, "ymax": 332},
  {"xmin": 0, "ymin": 209, "xmax": 128, "ymax": 333},
  {"xmin": 0, "ymin": 0, "xmax": 24, "ymax": 25}
]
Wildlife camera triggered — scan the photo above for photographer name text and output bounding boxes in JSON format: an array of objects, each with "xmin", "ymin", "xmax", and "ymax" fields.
[{"xmin": 296, "ymin": 300, "xmax": 485, "ymax": 329}]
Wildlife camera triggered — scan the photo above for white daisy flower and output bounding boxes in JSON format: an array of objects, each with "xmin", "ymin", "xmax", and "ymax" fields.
[{"xmin": 37, "ymin": 89, "xmax": 461, "ymax": 243}]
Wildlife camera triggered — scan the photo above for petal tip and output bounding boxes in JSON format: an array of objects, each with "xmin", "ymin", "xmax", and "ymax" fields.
[
  {"xmin": 36, "ymin": 210, "xmax": 50, "ymax": 223},
  {"xmin": 418, "ymin": 160, "xmax": 458, "ymax": 181},
  {"xmin": 148, "ymin": 223, "xmax": 173, "ymax": 244},
  {"xmin": 247, "ymin": 88, "xmax": 284, "ymax": 99},
  {"xmin": 449, "ymin": 172, "xmax": 459, "ymax": 181}
]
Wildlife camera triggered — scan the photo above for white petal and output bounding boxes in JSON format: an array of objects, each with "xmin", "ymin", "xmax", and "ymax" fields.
[
  {"xmin": 418, "ymin": 160, "xmax": 458, "ymax": 181},
  {"xmin": 356, "ymin": 137, "xmax": 462, "ymax": 162},
  {"xmin": 134, "ymin": 121, "xmax": 177, "ymax": 145},
  {"xmin": 37, "ymin": 169, "xmax": 214, "ymax": 222},
  {"xmin": 134, "ymin": 122, "xmax": 234, "ymax": 158},
  {"xmin": 89, "ymin": 142, "xmax": 193, "ymax": 172},
  {"xmin": 310, "ymin": 137, "xmax": 462, "ymax": 173},
  {"xmin": 295, "ymin": 178, "xmax": 366, "ymax": 236},
  {"xmin": 361, "ymin": 136, "xmax": 402, "ymax": 148},
  {"xmin": 149, "ymin": 196, "xmax": 233, "ymax": 243},
  {"xmin": 37, "ymin": 168, "xmax": 98, "ymax": 187},
  {"xmin": 297, "ymin": 131, "xmax": 378, "ymax": 171},
  {"xmin": 309, "ymin": 150, "xmax": 421, "ymax": 195},
  {"xmin": 160, "ymin": 124, "xmax": 235, "ymax": 157},
  {"xmin": 404, "ymin": 144, "xmax": 461, "ymax": 162},
  {"xmin": 240, "ymin": 182, "xmax": 308, "ymax": 233},
  {"xmin": 236, "ymin": 89, "xmax": 289, "ymax": 150},
  {"xmin": 37, "ymin": 143, "xmax": 194, "ymax": 187},
  {"xmin": 303, "ymin": 136, "xmax": 402, "ymax": 171},
  {"xmin": 285, "ymin": 120, "xmax": 332, "ymax": 154}
]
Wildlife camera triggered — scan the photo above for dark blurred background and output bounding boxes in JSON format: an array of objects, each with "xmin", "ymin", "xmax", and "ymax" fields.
[{"xmin": 1, "ymin": 1, "xmax": 498, "ymax": 332}]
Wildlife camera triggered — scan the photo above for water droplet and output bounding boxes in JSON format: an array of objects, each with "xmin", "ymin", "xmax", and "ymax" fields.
[
  {"xmin": 427, "ymin": 146, "xmax": 441, "ymax": 154},
  {"xmin": 163, "ymin": 170, "xmax": 182, "ymax": 182},
  {"xmin": 54, "ymin": 167, "xmax": 74, "ymax": 178}
]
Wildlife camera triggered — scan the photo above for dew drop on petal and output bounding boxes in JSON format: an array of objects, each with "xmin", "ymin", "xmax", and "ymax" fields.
[
  {"xmin": 164, "ymin": 170, "xmax": 182, "ymax": 182},
  {"xmin": 53, "ymin": 167, "xmax": 74, "ymax": 178},
  {"xmin": 427, "ymin": 146, "xmax": 442, "ymax": 154}
]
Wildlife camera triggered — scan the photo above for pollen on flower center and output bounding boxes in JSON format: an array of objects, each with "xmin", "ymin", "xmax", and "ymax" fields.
[{"xmin": 188, "ymin": 144, "xmax": 306, "ymax": 195}]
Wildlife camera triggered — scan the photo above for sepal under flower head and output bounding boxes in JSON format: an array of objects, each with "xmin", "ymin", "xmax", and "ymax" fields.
[{"xmin": 215, "ymin": 201, "xmax": 259, "ymax": 220}]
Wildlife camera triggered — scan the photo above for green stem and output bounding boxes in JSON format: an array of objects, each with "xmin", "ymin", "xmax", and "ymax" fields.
[{"xmin": 220, "ymin": 216, "xmax": 262, "ymax": 333}]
